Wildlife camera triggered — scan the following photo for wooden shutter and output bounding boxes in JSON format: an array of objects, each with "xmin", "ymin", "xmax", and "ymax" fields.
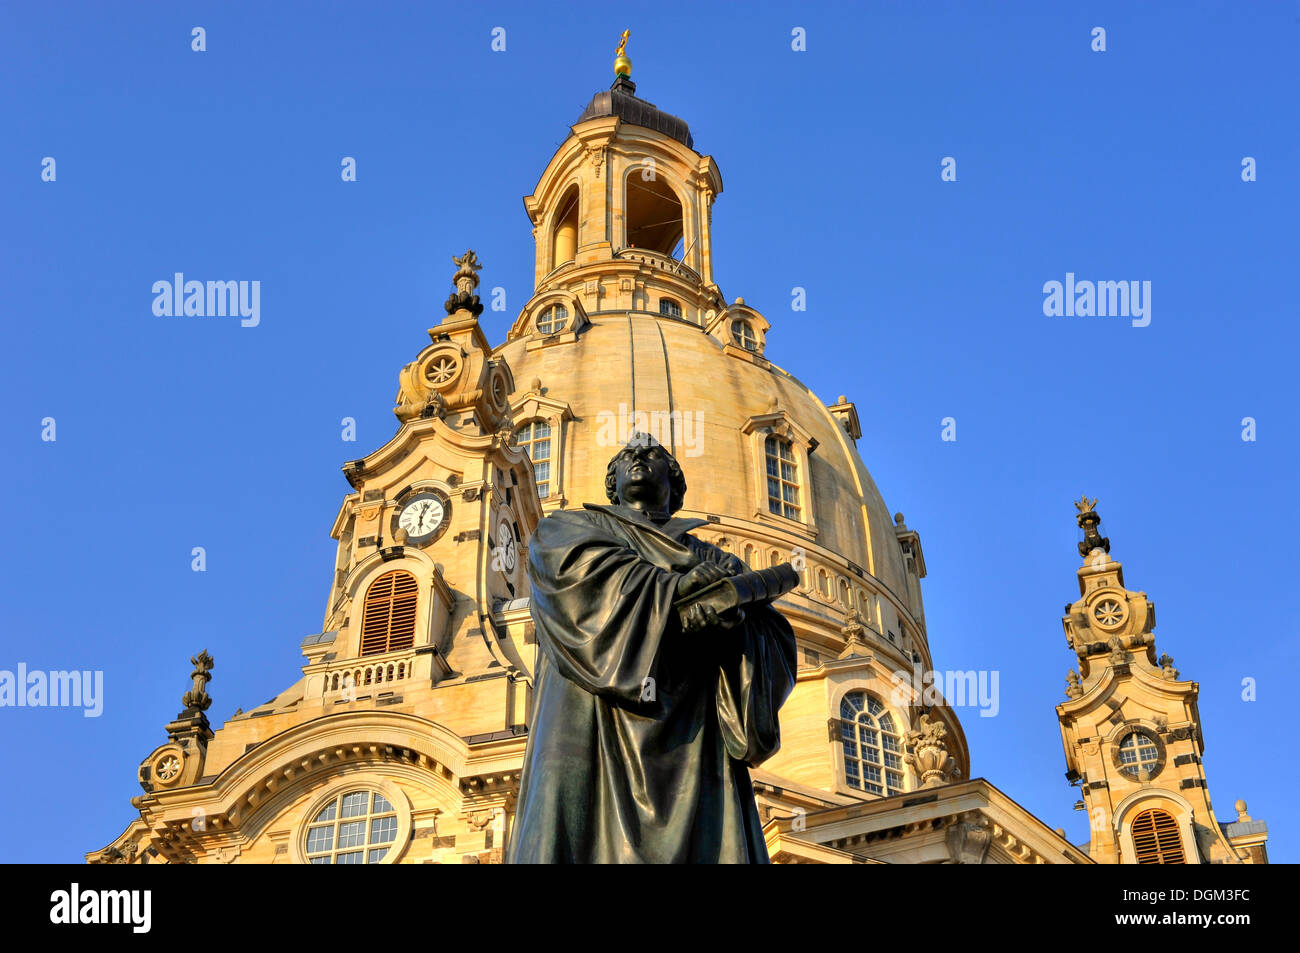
[
  {"xmin": 360, "ymin": 571, "xmax": 419, "ymax": 656},
  {"xmin": 1131, "ymin": 809, "xmax": 1185, "ymax": 864}
]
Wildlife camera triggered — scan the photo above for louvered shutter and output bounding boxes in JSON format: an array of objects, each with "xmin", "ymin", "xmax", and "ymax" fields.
[
  {"xmin": 360, "ymin": 571, "xmax": 419, "ymax": 656},
  {"xmin": 1131, "ymin": 809, "xmax": 1185, "ymax": 864}
]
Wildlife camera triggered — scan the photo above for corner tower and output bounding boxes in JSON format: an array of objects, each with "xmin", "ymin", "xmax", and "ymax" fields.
[{"xmin": 1057, "ymin": 499, "xmax": 1268, "ymax": 864}]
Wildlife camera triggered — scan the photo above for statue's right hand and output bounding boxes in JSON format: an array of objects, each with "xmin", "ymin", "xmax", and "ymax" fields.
[{"xmin": 677, "ymin": 562, "xmax": 730, "ymax": 599}]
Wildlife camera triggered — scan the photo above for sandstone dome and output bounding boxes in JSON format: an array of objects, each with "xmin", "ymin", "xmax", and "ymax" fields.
[{"xmin": 494, "ymin": 316, "xmax": 911, "ymax": 605}]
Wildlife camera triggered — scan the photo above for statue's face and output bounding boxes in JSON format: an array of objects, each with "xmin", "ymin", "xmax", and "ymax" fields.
[{"xmin": 614, "ymin": 443, "xmax": 673, "ymax": 511}]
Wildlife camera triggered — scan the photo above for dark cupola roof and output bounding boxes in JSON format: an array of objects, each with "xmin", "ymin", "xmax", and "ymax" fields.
[{"xmin": 576, "ymin": 76, "xmax": 694, "ymax": 150}]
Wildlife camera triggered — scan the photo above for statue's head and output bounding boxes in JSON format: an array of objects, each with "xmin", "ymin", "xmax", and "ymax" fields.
[{"xmin": 605, "ymin": 434, "xmax": 687, "ymax": 515}]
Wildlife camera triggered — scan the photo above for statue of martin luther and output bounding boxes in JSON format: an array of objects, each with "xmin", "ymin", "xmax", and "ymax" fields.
[{"xmin": 506, "ymin": 436, "xmax": 798, "ymax": 863}]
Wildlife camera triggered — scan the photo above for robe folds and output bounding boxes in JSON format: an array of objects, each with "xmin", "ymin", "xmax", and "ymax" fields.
[{"xmin": 505, "ymin": 503, "xmax": 797, "ymax": 864}]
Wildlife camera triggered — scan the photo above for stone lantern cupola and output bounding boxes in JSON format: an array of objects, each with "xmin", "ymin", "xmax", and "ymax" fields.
[{"xmin": 514, "ymin": 33, "xmax": 725, "ymax": 333}]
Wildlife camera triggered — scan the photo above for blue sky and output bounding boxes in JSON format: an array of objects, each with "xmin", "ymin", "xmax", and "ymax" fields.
[{"xmin": 1, "ymin": 1, "xmax": 1295, "ymax": 862}]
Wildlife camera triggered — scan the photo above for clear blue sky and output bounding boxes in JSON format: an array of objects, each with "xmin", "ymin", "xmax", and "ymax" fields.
[{"xmin": 1, "ymin": 1, "xmax": 1295, "ymax": 863}]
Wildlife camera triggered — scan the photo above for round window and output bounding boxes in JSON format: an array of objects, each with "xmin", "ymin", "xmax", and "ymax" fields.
[{"xmin": 1114, "ymin": 729, "xmax": 1164, "ymax": 781}]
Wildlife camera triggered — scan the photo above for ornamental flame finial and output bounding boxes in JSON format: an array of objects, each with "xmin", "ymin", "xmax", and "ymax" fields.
[
  {"xmin": 1075, "ymin": 496, "xmax": 1110, "ymax": 558},
  {"xmin": 451, "ymin": 249, "xmax": 482, "ymax": 295},
  {"xmin": 181, "ymin": 649, "xmax": 214, "ymax": 713},
  {"xmin": 445, "ymin": 250, "xmax": 484, "ymax": 317}
]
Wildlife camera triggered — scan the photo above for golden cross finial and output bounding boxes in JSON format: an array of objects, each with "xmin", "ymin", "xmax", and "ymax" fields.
[{"xmin": 613, "ymin": 29, "xmax": 633, "ymax": 78}]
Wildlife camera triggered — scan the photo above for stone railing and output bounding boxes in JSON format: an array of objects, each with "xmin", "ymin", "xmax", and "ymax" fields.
[{"xmin": 319, "ymin": 650, "xmax": 417, "ymax": 697}]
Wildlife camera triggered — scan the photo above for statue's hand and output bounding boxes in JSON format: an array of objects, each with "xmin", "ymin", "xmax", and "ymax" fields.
[
  {"xmin": 676, "ymin": 562, "xmax": 731, "ymax": 599},
  {"xmin": 682, "ymin": 603, "xmax": 746, "ymax": 635}
]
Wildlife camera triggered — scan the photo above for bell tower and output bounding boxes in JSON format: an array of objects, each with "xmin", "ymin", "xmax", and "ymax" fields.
[{"xmin": 1056, "ymin": 498, "xmax": 1268, "ymax": 864}]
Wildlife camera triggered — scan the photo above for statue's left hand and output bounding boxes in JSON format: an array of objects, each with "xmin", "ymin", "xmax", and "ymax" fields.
[{"xmin": 683, "ymin": 603, "xmax": 746, "ymax": 634}]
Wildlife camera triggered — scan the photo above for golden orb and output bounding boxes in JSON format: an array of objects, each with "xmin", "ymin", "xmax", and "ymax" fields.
[{"xmin": 614, "ymin": 53, "xmax": 632, "ymax": 77}]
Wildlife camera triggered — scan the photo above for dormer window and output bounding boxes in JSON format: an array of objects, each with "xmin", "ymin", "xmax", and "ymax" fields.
[
  {"xmin": 659, "ymin": 298, "xmax": 682, "ymax": 318},
  {"xmin": 537, "ymin": 304, "xmax": 569, "ymax": 335},
  {"xmin": 742, "ymin": 411, "xmax": 818, "ymax": 536},
  {"xmin": 731, "ymin": 319, "xmax": 757, "ymax": 351},
  {"xmin": 764, "ymin": 435, "xmax": 801, "ymax": 520}
]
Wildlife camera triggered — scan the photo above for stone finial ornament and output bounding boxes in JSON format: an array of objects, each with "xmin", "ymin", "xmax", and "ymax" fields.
[
  {"xmin": 837, "ymin": 610, "xmax": 870, "ymax": 659},
  {"xmin": 445, "ymin": 250, "xmax": 485, "ymax": 317},
  {"xmin": 452, "ymin": 250, "xmax": 481, "ymax": 293},
  {"xmin": 1158, "ymin": 653, "xmax": 1179, "ymax": 680},
  {"xmin": 1065, "ymin": 669, "xmax": 1083, "ymax": 699},
  {"xmin": 1075, "ymin": 495, "xmax": 1110, "ymax": 558},
  {"xmin": 905, "ymin": 713, "xmax": 960, "ymax": 788},
  {"xmin": 182, "ymin": 649, "xmax": 214, "ymax": 713}
]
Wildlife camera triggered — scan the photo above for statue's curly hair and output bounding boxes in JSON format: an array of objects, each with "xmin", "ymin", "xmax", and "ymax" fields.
[{"xmin": 604, "ymin": 438, "xmax": 688, "ymax": 514}]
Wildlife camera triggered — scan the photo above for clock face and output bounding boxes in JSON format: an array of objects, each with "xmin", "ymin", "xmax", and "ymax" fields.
[
  {"xmin": 397, "ymin": 494, "xmax": 446, "ymax": 542},
  {"xmin": 496, "ymin": 521, "xmax": 517, "ymax": 572}
]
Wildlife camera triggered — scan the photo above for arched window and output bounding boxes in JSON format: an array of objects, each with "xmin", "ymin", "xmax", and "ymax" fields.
[
  {"xmin": 304, "ymin": 791, "xmax": 399, "ymax": 864},
  {"xmin": 360, "ymin": 570, "xmax": 418, "ymax": 656},
  {"xmin": 659, "ymin": 298, "xmax": 682, "ymax": 318},
  {"xmin": 840, "ymin": 692, "xmax": 904, "ymax": 795},
  {"xmin": 731, "ymin": 319, "xmax": 757, "ymax": 351},
  {"xmin": 1131, "ymin": 809, "xmax": 1186, "ymax": 864},
  {"xmin": 514, "ymin": 419, "xmax": 552, "ymax": 497},
  {"xmin": 551, "ymin": 185, "xmax": 578, "ymax": 270},
  {"xmin": 625, "ymin": 171, "xmax": 683, "ymax": 256},
  {"xmin": 764, "ymin": 435, "xmax": 800, "ymax": 520},
  {"xmin": 536, "ymin": 304, "xmax": 568, "ymax": 335}
]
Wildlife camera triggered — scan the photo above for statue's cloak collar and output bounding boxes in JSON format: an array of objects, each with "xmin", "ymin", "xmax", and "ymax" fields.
[{"xmin": 581, "ymin": 502, "xmax": 709, "ymax": 545}]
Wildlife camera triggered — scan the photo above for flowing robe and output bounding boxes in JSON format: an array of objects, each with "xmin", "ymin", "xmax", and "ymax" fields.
[{"xmin": 505, "ymin": 503, "xmax": 797, "ymax": 864}]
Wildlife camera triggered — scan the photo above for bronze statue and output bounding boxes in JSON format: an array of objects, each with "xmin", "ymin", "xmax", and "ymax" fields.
[{"xmin": 506, "ymin": 437, "xmax": 797, "ymax": 863}]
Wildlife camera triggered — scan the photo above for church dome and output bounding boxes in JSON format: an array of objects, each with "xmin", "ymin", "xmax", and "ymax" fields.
[{"xmin": 496, "ymin": 319, "xmax": 910, "ymax": 602}]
